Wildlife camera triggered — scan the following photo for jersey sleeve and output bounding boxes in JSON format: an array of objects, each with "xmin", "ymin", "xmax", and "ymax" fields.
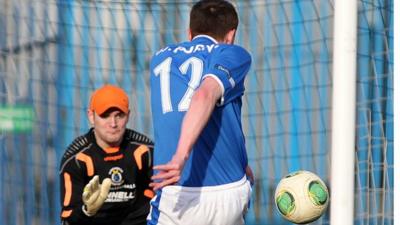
[
  {"xmin": 126, "ymin": 129, "xmax": 155, "ymax": 200},
  {"xmin": 60, "ymin": 157, "xmax": 91, "ymax": 224},
  {"xmin": 137, "ymin": 145, "xmax": 154, "ymax": 200},
  {"xmin": 203, "ymin": 45, "xmax": 252, "ymax": 105}
]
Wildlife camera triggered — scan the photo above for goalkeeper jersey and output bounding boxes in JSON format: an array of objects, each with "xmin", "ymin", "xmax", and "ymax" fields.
[
  {"xmin": 150, "ymin": 35, "xmax": 252, "ymax": 187},
  {"xmin": 59, "ymin": 128, "xmax": 154, "ymax": 225}
]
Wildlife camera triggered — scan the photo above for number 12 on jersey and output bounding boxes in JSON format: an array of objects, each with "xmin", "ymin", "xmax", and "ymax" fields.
[{"xmin": 153, "ymin": 57, "xmax": 204, "ymax": 114}]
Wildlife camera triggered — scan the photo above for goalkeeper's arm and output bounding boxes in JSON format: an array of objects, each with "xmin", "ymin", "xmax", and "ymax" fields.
[
  {"xmin": 82, "ymin": 175, "xmax": 112, "ymax": 216},
  {"xmin": 60, "ymin": 169, "xmax": 112, "ymax": 224}
]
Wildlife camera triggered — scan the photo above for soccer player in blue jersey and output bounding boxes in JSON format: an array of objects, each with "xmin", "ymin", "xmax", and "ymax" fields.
[{"xmin": 148, "ymin": 0, "xmax": 254, "ymax": 224}]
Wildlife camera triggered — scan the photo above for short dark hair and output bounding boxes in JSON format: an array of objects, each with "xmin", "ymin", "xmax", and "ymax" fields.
[{"xmin": 190, "ymin": 0, "xmax": 239, "ymax": 40}]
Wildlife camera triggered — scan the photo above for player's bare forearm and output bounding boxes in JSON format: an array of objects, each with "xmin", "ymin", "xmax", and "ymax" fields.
[
  {"xmin": 176, "ymin": 78, "xmax": 221, "ymax": 156},
  {"xmin": 151, "ymin": 77, "xmax": 222, "ymax": 190}
]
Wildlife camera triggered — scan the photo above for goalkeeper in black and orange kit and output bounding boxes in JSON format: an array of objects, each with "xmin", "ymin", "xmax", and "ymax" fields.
[{"xmin": 59, "ymin": 84, "xmax": 154, "ymax": 225}]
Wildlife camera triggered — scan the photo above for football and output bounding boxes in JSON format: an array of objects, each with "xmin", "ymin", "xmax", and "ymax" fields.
[{"xmin": 274, "ymin": 170, "xmax": 329, "ymax": 224}]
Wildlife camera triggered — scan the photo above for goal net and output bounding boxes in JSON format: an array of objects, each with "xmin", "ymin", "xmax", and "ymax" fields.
[{"xmin": 0, "ymin": 0, "xmax": 393, "ymax": 224}]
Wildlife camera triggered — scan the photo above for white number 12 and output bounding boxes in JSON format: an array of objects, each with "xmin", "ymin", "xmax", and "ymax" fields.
[{"xmin": 153, "ymin": 57, "xmax": 203, "ymax": 114}]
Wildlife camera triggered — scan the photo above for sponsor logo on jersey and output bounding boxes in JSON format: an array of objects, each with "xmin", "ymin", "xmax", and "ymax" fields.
[
  {"xmin": 215, "ymin": 64, "xmax": 235, "ymax": 87},
  {"xmin": 105, "ymin": 191, "xmax": 135, "ymax": 202},
  {"xmin": 215, "ymin": 64, "xmax": 231, "ymax": 78}
]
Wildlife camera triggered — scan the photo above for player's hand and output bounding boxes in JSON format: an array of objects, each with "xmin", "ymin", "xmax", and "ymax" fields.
[
  {"xmin": 246, "ymin": 165, "xmax": 255, "ymax": 186},
  {"xmin": 150, "ymin": 154, "xmax": 186, "ymax": 191},
  {"xmin": 82, "ymin": 175, "xmax": 112, "ymax": 216}
]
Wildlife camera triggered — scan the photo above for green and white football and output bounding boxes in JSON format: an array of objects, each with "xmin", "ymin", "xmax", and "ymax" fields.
[{"xmin": 274, "ymin": 170, "xmax": 329, "ymax": 224}]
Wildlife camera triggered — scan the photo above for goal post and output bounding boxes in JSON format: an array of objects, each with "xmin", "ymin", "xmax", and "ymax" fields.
[
  {"xmin": 330, "ymin": 0, "xmax": 358, "ymax": 224},
  {"xmin": 394, "ymin": 0, "xmax": 399, "ymax": 223},
  {"xmin": 0, "ymin": 1, "xmax": 393, "ymax": 225}
]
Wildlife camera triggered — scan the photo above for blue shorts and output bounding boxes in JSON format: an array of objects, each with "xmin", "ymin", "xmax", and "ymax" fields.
[{"xmin": 147, "ymin": 176, "xmax": 252, "ymax": 225}]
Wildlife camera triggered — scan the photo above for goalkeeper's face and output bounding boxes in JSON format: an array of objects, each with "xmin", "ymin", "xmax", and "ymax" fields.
[{"xmin": 89, "ymin": 107, "xmax": 129, "ymax": 148}]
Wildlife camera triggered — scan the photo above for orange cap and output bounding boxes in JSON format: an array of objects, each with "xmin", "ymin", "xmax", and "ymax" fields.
[{"xmin": 89, "ymin": 84, "xmax": 129, "ymax": 115}]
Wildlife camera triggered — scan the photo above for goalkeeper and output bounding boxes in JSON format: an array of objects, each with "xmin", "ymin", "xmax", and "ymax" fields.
[{"xmin": 59, "ymin": 84, "xmax": 154, "ymax": 225}]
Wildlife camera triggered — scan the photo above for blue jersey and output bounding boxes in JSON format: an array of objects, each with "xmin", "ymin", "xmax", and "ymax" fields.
[{"xmin": 150, "ymin": 35, "xmax": 251, "ymax": 187}]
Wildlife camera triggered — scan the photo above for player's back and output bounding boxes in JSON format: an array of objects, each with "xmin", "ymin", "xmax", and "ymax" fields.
[{"xmin": 150, "ymin": 35, "xmax": 251, "ymax": 187}]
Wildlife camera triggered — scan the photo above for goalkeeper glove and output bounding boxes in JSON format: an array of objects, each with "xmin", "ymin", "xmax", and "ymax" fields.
[{"xmin": 82, "ymin": 175, "xmax": 112, "ymax": 216}]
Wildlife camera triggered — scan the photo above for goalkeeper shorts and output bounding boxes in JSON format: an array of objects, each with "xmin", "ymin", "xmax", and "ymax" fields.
[{"xmin": 147, "ymin": 175, "xmax": 252, "ymax": 225}]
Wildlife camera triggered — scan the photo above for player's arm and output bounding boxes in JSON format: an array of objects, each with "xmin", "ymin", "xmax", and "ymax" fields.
[
  {"xmin": 135, "ymin": 144, "xmax": 155, "ymax": 199},
  {"xmin": 144, "ymin": 146, "xmax": 155, "ymax": 198},
  {"xmin": 60, "ymin": 160, "xmax": 91, "ymax": 223},
  {"xmin": 174, "ymin": 77, "xmax": 222, "ymax": 160},
  {"xmin": 246, "ymin": 165, "xmax": 255, "ymax": 186},
  {"xmin": 150, "ymin": 77, "xmax": 222, "ymax": 190},
  {"xmin": 60, "ymin": 159, "xmax": 111, "ymax": 223}
]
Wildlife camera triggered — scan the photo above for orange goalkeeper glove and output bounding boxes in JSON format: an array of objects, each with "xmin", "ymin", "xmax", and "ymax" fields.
[{"xmin": 82, "ymin": 175, "xmax": 112, "ymax": 216}]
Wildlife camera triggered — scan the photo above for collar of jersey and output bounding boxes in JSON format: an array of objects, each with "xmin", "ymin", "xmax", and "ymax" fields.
[
  {"xmin": 192, "ymin": 35, "xmax": 218, "ymax": 44},
  {"xmin": 103, "ymin": 147, "xmax": 120, "ymax": 154},
  {"xmin": 88, "ymin": 128, "xmax": 122, "ymax": 155}
]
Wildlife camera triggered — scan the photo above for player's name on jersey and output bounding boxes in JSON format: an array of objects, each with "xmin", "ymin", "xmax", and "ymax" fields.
[
  {"xmin": 105, "ymin": 191, "xmax": 135, "ymax": 202},
  {"xmin": 156, "ymin": 44, "xmax": 219, "ymax": 55}
]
